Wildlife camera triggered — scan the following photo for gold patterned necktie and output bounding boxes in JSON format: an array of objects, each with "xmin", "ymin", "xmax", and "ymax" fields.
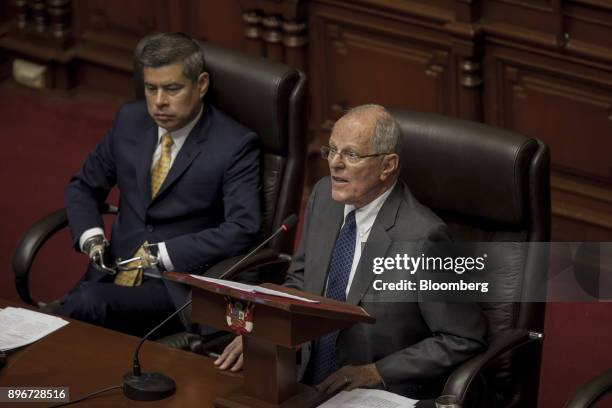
[
  {"xmin": 114, "ymin": 133, "xmax": 172, "ymax": 287},
  {"xmin": 114, "ymin": 242, "xmax": 148, "ymax": 287},
  {"xmin": 150, "ymin": 132, "xmax": 173, "ymax": 198}
]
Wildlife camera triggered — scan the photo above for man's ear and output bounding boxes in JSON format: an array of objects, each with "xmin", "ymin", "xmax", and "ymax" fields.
[
  {"xmin": 380, "ymin": 154, "xmax": 399, "ymax": 180},
  {"xmin": 198, "ymin": 72, "xmax": 209, "ymax": 98}
]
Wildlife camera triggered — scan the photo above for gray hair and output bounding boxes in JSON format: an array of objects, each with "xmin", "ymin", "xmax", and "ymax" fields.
[
  {"xmin": 345, "ymin": 104, "xmax": 401, "ymax": 155},
  {"xmin": 137, "ymin": 32, "xmax": 205, "ymax": 83}
]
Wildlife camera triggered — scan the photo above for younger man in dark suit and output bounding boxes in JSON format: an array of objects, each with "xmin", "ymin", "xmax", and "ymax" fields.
[
  {"xmin": 215, "ymin": 105, "xmax": 485, "ymax": 399},
  {"xmin": 57, "ymin": 33, "xmax": 261, "ymax": 336}
]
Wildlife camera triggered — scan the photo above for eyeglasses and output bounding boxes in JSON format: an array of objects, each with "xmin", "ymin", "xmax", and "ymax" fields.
[{"xmin": 320, "ymin": 145, "xmax": 390, "ymax": 164}]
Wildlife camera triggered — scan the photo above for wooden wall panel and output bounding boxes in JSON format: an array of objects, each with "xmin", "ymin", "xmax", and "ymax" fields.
[
  {"xmin": 319, "ymin": 23, "xmax": 450, "ymax": 124},
  {"xmin": 308, "ymin": 1, "xmax": 455, "ymax": 186},
  {"xmin": 510, "ymin": 73, "xmax": 612, "ymax": 182},
  {"xmin": 566, "ymin": 6, "xmax": 612, "ymax": 50},
  {"xmin": 493, "ymin": 55, "xmax": 612, "ymax": 181},
  {"xmin": 2, "ymin": 0, "xmax": 612, "ymax": 241},
  {"xmin": 485, "ymin": 42, "xmax": 612, "ymax": 237},
  {"xmin": 88, "ymin": 0, "xmax": 156, "ymax": 34},
  {"xmin": 483, "ymin": 0, "xmax": 556, "ymax": 33},
  {"xmin": 75, "ymin": 0, "xmax": 157, "ymax": 49},
  {"xmin": 190, "ymin": 0, "xmax": 243, "ymax": 49}
]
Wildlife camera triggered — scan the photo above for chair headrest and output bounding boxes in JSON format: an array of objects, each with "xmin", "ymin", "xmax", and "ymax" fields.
[
  {"xmin": 391, "ymin": 109, "xmax": 539, "ymax": 226},
  {"xmin": 201, "ymin": 43, "xmax": 300, "ymax": 156}
]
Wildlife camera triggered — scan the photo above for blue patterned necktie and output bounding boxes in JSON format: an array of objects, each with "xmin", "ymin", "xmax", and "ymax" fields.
[{"xmin": 311, "ymin": 210, "xmax": 356, "ymax": 385}]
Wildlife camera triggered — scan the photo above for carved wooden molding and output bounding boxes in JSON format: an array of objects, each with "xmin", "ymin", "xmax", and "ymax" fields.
[
  {"xmin": 242, "ymin": 10, "xmax": 262, "ymax": 40},
  {"xmin": 9, "ymin": 0, "xmax": 72, "ymax": 48},
  {"xmin": 552, "ymin": 175, "xmax": 612, "ymax": 206},
  {"xmin": 460, "ymin": 59, "xmax": 482, "ymax": 88},
  {"xmin": 262, "ymin": 14, "xmax": 282, "ymax": 44},
  {"xmin": 282, "ymin": 20, "xmax": 306, "ymax": 48},
  {"xmin": 47, "ymin": 0, "xmax": 71, "ymax": 39},
  {"xmin": 238, "ymin": 1, "xmax": 307, "ymax": 69},
  {"xmin": 552, "ymin": 196, "xmax": 612, "ymax": 230},
  {"xmin": 15, "ymin": 0, "xmax": 27, "ymax": 29}
]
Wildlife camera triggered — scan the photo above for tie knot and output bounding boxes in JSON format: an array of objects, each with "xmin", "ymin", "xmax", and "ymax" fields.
[
  {"xmin": 345, "ymin": 210, "xmax": 356, "ymax": 226},
  {"xmin": 161, "ymin": 132, "xmax": 173, "ymax": 147}
]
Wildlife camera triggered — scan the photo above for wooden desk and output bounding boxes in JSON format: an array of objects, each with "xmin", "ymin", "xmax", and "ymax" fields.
[{"xmin": 0, "ymin": 300, "xmax": 242, "ymax": 407}]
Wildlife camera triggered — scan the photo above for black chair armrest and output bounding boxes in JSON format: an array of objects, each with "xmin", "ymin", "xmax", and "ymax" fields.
[
  {"xmin": 203, "ymin": 248, "xmax": 291, "ymax": 280},
  {"xmin": 12, "ymin": 204, "xmax": 117, "ymax": 306},
  {"xmin": 442, "ymin": 329, "xmax": 544, "ymax": 404},
  {"xmin": 564, "ymin": 369, "xmax": 612, "ymax": 408}
]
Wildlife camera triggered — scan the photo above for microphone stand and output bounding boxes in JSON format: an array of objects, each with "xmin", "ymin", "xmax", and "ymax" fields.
[
  {"xmin": 122, "ymin": 300, "xmax": 191, "ymax": 400},
  {"xmin": 122, "ymin": 214, "xmax": 298, "ymax": 401}
]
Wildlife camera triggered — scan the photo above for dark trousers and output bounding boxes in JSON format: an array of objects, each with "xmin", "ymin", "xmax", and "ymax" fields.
[{"xmin": 55, "ymin": 269, "xmax": 182, "ymax": 338}]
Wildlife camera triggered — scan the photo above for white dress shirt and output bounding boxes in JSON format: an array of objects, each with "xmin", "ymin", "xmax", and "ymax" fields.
[
  {"xmin": 338, "ymin": 182, "xmax": 396, "ymax": 297},
  {"xmin": 79, "ymin": 106, "xmax": 204, "ymax": 273}
]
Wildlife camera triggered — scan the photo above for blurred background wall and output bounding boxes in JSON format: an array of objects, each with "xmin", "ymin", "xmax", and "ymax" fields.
[{"xmin": 0, "ymin": 1, "xmax": 611, "ymax": 406}]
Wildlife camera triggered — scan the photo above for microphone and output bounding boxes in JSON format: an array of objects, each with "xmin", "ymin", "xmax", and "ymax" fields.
[
  {"xmin": 218, "ymin": 214, "xmax": 298, "ymax": 280},
  {"xmin": 122, "ymin": 214, "xmax": 298, "ymax": 401}
]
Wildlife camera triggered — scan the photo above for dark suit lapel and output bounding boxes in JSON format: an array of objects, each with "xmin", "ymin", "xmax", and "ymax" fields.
[
  {"xmin": 150, "ymin": 105, "xmax": 211, "ymax": 203},
  {"xmin": 136, "ymin": 125, "xmax": 159, "ymax": 208},
  {"xmin": 310, "ymin": 197, "xmax": 344, "ymax": 296},
  {"xmin": 346, "ymin": 183, "xmax": 403, "ymax": 305}
]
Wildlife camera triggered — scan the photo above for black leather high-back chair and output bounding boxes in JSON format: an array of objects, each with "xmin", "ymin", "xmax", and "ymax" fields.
[
  {"xmin": 13, "ymin": 43, "xmax": 307, "ymax": 315},
  {"xmin": 392, "ymin": 109, "xmax": 550, "ymax": 407}
]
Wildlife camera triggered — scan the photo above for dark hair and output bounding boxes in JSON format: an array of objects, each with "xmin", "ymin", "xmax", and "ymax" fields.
[{"xmin": 136, "ymin": 32, "xmax": 205, "ymax": 82}]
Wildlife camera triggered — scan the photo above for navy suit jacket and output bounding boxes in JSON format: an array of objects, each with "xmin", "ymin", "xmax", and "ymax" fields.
[{"xmin": 65, "ymin": 101, "xmax": 261, "ymax": 309}]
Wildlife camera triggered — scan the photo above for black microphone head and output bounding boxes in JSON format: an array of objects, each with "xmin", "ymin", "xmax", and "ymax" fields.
[{"xmin": 281, "ymin": 214, "xmax": 298, "ymax": 231}]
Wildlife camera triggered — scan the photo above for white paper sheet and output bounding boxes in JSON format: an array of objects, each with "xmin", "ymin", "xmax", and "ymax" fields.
[
  {"xmin": 317, "ymin": 389, "xmax": 418, "ymax": 408},
  {"xmin": 0, "ymin": 307, "xmax": 69, "ymax": 351},
  {"xmin": 190, "ymin": 276, "xmax": 319, "ymax": 303}
]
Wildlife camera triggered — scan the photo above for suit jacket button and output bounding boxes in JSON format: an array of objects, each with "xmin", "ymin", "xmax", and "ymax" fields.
[{"xmin": 146, "ymin": 225, "xmax": 154, "ymax": 232}]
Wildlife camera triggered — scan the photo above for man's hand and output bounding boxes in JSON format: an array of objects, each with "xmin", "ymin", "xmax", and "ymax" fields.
[
  {"xmin": 83, "ymin": 234, "xmax": 106, "ymax": 261},
  {"xmin": 214, "ymin": 336, "xmax": 243, "ymax": 372},
  {"xmin": 316, "ymin": 364, "xmax": 383, "ymax": 395},
  {"xmin": 141, "ymin": 242, "xmax": 161, "ymax": 270},
  {"xmin": 82, "ymin": 234, "xmax": 115, "ymax": 275}
]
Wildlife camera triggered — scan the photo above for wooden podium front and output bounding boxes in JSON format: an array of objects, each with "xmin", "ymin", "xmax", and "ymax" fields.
[{"xmin": 165, "ymin": 272, "xmax": 375, "ymax": 408}]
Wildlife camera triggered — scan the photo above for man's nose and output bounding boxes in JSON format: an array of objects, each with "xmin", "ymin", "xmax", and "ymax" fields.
[
  {"xmin": 155, "ymin": 90, "xmax": 168, "ymax": 107},
  {"xmin": 329, "ymin": 152, "xmax": 344, "ymax": 169}
]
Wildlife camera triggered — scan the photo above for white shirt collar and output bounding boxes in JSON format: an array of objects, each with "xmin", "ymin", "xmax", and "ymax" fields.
[
  {"xmin": 343, "ymin": 181, "xmax": 397, "ymax": 238},
  {"xmin": 157, "ymin": 104, "xmax": 203, "ymax": 146}
]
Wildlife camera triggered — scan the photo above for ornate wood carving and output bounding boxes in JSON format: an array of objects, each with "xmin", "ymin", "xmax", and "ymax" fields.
[
  {"xmin": 31, "ymin": 0, "xmax": 47, "ymax": 33},
  {"xmin": 7, "ymin": 0, "xmax": 72, "ymax": 48},
  {"xmin": 262, "ymin": 14, "xmax": 283, "ymax": 62},
  {"xmin": 282, "ymin": 19, "xmax": 307, "ymax": 71},
  {"xmin": 47, "ymin": 0, "xmax": 71, "ymax": 39},
  {"xmin": 242, "ymin": 10, "xmax": 263, "ymax": 56},
  {"xmin": 238, "ymin": 1, "xmax": 307, "ymax": 71},
  {"xmin": 15, "ymin": 0, "xmax": 27, "ymax": 29}
]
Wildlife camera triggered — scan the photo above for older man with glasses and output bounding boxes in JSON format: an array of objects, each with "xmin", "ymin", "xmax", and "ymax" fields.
[{"xmin": 215, "ymin": 104, "xmax": 486, "ymax": 400}]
